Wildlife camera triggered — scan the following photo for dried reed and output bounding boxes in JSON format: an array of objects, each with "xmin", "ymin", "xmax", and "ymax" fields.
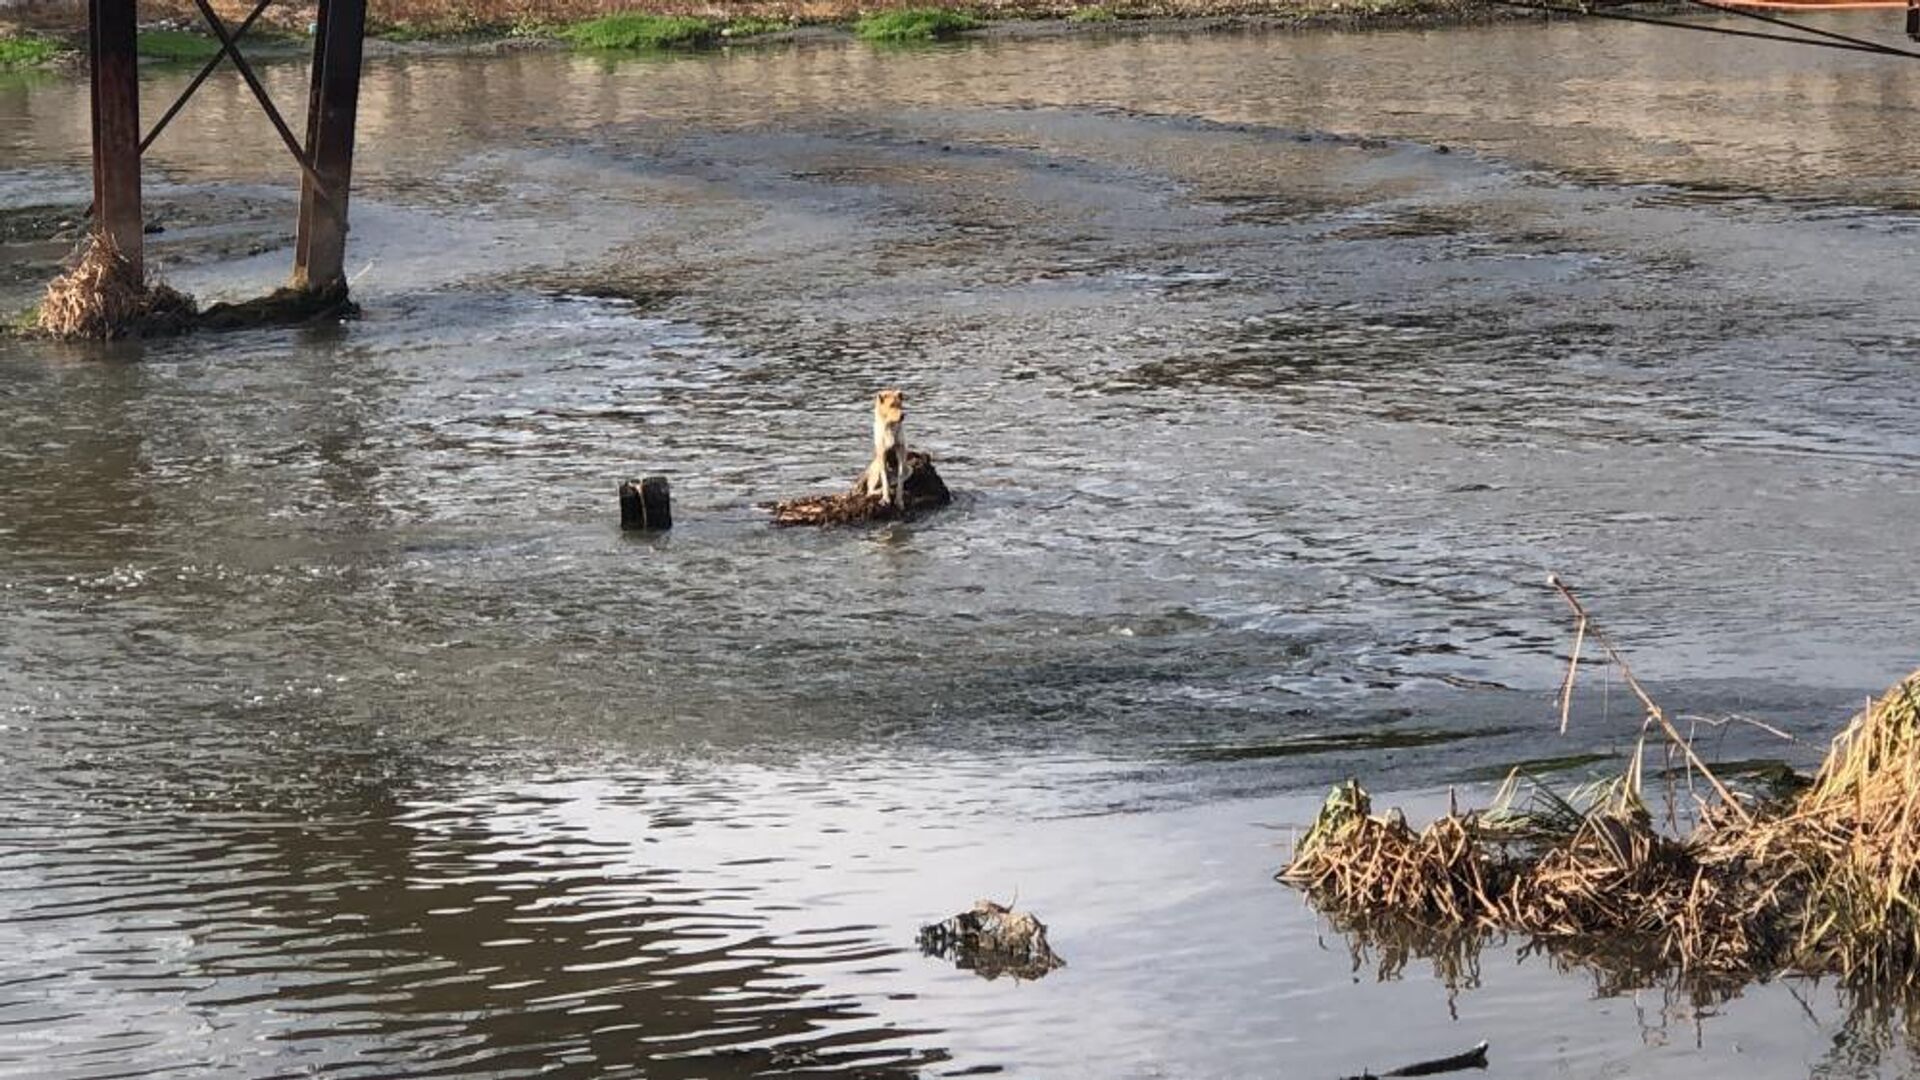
[
  {"xmin": 1285, "ymin": 577, "xmax": 1920, "ymax": 992},
  {"xmin": 37, "ymin": 232, "xmax": 196, "ymax": 339}
]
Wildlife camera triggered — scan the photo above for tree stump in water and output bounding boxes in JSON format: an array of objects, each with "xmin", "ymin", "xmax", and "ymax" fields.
[
  {"xmin": 619, "ymin": 476, "xmax": 672, "ymax": 531},
  {"xmin": 767, "ymin": 450, "xmax": 951, "ymax": 527}
]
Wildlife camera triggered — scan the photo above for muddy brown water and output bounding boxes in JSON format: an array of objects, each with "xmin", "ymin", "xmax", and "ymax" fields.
[{"xmin": 7, "ymin": 14, "xmax": 1920, "ymax": 1078}]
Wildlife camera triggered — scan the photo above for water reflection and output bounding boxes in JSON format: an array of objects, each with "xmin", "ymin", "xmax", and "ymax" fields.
[
  {"xmin": 1325, "ymin": 913, "xmax": 1920, "ymax": 1078},
  {"xmin": 0, "ymin": 711, "xmax": 939, "ymax": 1077}
]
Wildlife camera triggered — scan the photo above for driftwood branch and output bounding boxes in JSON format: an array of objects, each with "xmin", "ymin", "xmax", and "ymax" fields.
[{"xmin": 1547, "ymin": 574, "xmax": 1751, "ymax": 825}]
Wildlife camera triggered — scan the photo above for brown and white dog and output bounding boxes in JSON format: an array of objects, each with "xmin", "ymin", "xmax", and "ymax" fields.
[{"xmin": 861, "ymin": 389, "xmax": 907, "ymax": 509}]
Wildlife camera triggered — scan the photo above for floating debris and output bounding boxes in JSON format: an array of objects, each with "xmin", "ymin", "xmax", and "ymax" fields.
[
  {"xmin": 196, "ymin": 282, "xmax": 355, "ymax": 331},
  {"xmin": 768, "ymin": 449, "xmax": 951, "ymax": 526},
  {"xmin": 30, "ymin": 232, "xmax": 355, "ymax": 341},
  {"xmin": 918, "ymin": 899, "xmax": 1065, "ymax": 981}
]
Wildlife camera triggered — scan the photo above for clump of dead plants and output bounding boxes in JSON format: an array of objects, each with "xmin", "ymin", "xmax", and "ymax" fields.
[
  {"xmin": 1284, "ymin": 574, "xmax": 1920, "ymax": 994},
  {"xmin": 37, "ymin": 231, "xmax": 196, "ymax": 340}
]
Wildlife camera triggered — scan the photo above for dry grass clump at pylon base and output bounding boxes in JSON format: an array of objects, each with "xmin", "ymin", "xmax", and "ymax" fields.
[
  {"xmin": 37, "ymin": 232, "xmax": 196, "ymax": 339},
  {"xmin": 1284, "ymin": 577, "xmax": 1920, "ymax": 993}
]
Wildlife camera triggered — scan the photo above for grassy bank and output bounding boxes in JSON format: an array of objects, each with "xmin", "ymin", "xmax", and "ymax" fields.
[
  {"xmin": 564, "ymin": 13, "xmax": 721, "ymax": 47},
  {"xmin": 4, "ymin": 0, "xmax": 1491, "ymax": 56},
  {"xmin": 0, "ymin": 24, "xmax": 311, "ymax": 66},
  {"xmin": 136, "ymin": 28, "xmax": 223, "ymax": 60},
  {"xmin": 0, "ymin": 32, "xmax": 65, "ymax": 67},
  {"xmin": 854, "ymin": 7, "xmax": 981, "ymax": 39}
]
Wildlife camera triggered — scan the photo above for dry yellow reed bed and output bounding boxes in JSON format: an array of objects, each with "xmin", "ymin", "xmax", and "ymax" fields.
[
  {"xmin": 1285, "ymin": 580, "xmax": 1920, "ymax": 991},
  {"xmin": 37, "ymin": 233, "xmax": 195, "ymax": 339}
]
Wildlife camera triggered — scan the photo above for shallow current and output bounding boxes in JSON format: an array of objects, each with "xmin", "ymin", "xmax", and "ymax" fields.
[{"xmin": 5, "ymin": 13, "xmax": 1920, "ymax": 1078}]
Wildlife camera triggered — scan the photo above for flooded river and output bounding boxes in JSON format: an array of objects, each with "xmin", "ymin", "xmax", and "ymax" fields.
[{"xmin": 6, "ymin": 13, "xmax": 1920, "ymax": 1077}]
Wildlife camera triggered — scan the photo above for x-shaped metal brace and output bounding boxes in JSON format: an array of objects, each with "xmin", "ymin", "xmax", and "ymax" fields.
[{"xmin": 136, "ymin": 0, "xmax": 332, "ymax": 199}]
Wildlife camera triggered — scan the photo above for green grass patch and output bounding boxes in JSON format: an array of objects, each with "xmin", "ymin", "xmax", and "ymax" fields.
[
  {"xmin": 371, "ymin": 22, "xmax": 440, "ymax": 41},
  {"xmin": 722, "ymin": 16, "xmax": 790, "ymax": 37},
  {"xmin": 138, "ymin": 29, "xmax": 222, "ymax": 62},
  {"xmin": 564, "ymin": 14, "xmax": 719, "ymax": 50},
  {"xmin": 1067, "ymin": 5, "xmax": 1118, "ymax": 20},
  {"xmin": 0, "ymin": 34, "xmax": 63, "ymax": 68},
  {"xmin": 853, "ymin": 7, "xmax": 981, "ymax": 41}
]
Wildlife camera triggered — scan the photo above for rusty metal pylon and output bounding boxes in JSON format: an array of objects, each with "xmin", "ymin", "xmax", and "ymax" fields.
[{"xmin": 86, "ymin": 0, "xmax": 366, "ymax": 295}]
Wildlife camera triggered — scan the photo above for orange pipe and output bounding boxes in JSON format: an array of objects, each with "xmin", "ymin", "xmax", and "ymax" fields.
[{"xmin": 1714, "ymin": 1, "xmax": 1907, "ymax": 7}]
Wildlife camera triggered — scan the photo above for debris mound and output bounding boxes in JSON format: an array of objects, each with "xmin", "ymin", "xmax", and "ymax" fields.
[
  {"xmin": 918, "ymin": 900, "xmax": 1065, "ymax": 981},
  {"xmin": 768, "ymin": 449, "xmax": 951, "ymax": 526},
  {"xmin": 197, "ymin": 282, "xmax": 356, "ymax": 330},
  {"xmin": 37, "ymin": 233, "xmax": 196, "ymax": 340}
]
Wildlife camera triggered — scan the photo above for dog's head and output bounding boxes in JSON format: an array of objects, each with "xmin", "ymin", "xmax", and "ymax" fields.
[{"xmin": 873, "ymin": 389, "xmax": 905, "ymax": 426}]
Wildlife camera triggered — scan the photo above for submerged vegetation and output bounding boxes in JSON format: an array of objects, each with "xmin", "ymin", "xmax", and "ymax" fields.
[
  {"xmin": 1285, "ymin": 579, "xmax": 1920, "ymax": 996},
  {"xmin": 4, "ymin": 306, "xmax": 40, "ymax": 337},
  {"xmin": 853, "ymin": 7, "xmax": 980, "ymax": 40}
]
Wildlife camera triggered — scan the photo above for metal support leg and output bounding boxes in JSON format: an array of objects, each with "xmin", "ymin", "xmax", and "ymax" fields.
[
  {"xmin": 89, "ymin": 0, "xmax": 143, "ymax": 280},
  {"xmin": 292, "ymin": 0, "xmax": 367, "ymax": 292}
]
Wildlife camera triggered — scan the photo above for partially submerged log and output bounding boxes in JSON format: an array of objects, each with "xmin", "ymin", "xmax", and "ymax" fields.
[
  {"xmin": 768, "ymin": 449, "xmax": 951, "ymax": 527},
  {"xmin": 918, "ymin": 900, "xmax": 1064, "ymax": 981}
]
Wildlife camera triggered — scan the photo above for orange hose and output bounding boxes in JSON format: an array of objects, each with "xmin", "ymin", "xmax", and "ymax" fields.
[{"xmin": 1713, "ymin": 1, "xmax": 1907, "ymax": 7}]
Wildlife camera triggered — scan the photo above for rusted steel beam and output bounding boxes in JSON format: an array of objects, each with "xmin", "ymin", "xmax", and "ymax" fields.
[
  {"xmin": 293, "ymin": 0, "xmax": 367, "ymax": 292},
  {"xmin": 88, "ymin": 0, "xmax": 143, "ymax": 279},
  {"xmin": 80, "ymin": 0, "xmax": 274, "ymax": 221}
]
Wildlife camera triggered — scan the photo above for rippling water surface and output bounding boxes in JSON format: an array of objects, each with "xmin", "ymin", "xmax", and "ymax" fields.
[{"xmin": 5, "ymin": 15, "xmax": 1920, "ymax": 1078}]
